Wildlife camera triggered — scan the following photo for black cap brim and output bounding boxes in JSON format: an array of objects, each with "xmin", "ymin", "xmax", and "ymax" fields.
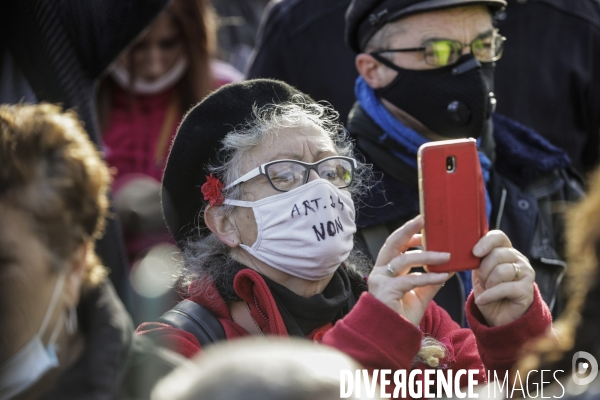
[
  {"xmin": 387, "ymin": 0, "xmax": 506, "ymax": 20},
  {"xmin": 348, "ymin": 0, "xmax": 507, "ymax": 53}
]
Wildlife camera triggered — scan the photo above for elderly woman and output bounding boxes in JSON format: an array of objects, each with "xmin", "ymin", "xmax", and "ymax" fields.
[{"xmin": 137, "ymin": 79, "xmax": 551, "ymax": 389}]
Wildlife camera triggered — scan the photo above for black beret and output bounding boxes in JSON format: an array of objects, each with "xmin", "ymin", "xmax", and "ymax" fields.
[
  {"xmin": 161, "ymin": 79, "xmax": 311, "ymax": 247},
  {"xmin": 345, "ymin": 0, "xmax": 507, "ymax": 53}
]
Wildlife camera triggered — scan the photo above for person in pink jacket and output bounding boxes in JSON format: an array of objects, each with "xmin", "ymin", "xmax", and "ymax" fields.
[
  {"xmin": 136, "ymin": 79, "xmax": 551, "ymax": 396},
  {"xmin": 98, "ymin": 0, "xmax": 243, "ymax": 266}
]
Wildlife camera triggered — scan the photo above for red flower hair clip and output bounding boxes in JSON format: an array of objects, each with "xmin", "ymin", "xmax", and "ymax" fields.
[{"xmin": 201, "ymin": 174, "xmax": 224, "ymax": 206}]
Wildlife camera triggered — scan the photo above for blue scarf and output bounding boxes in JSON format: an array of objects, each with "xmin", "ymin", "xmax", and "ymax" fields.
[{"xmin": 355, "ymin": 76, "xmax": 493, "ymax": 297}]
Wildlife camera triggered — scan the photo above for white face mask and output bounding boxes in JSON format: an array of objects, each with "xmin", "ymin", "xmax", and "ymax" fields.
[
  {"xmin": 0, "ymin": 273, "xmax": 67, "ymax": 400},
  {"xmin": 109, "ymin": 57, "xmax": 188, "ymax": 95},
  {"xmin": 224, "ymin": 179, "xmax": 357, "ymax": 281}
]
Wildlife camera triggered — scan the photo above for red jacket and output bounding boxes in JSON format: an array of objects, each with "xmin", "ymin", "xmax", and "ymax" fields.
[{"xmin": 136, "ymin": 268, "xmax": 551, "ymax": 389}]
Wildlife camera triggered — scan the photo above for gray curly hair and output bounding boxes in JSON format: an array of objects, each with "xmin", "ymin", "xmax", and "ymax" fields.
[{"xmin": 176, "ymin": 95, "xmax": 372, "ymax": 299}]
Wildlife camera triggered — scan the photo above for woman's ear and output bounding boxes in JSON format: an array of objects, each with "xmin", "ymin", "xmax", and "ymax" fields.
[
  {"xmin": 63, "ymin": 241, "xmax": 87, "ymax": 308},
  {"xmin": 204, "ymin": 205, "xmax": 241, "ymax": 248},
  {"xmin": 356, "ymin": 53, "xmax": 387, "ymax": 89}
]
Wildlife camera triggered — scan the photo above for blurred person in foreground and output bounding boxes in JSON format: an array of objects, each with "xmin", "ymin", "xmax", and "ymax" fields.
[
  {"xmin": 507, "ymin": 166, "xmax": 600, "ymax": 398},
  {"xmin": 344, "ymin": 0, "xmax": 584, "ymax": 324},
  {"xmin": 137, "ymin": 79, "xmax": 551, "ymax": 393},
  {"xmin": 0, "ymin": 104, "xmax": 181, "ymax": 400},
  {"xmin": 0, "ymin": 0, "xmax": 171, "ymax": 305},
  {"xmin": 151, "ymin": 337, "xmax": 377, "ymax": 400}
]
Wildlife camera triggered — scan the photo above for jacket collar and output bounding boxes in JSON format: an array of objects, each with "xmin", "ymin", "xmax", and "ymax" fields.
[
  {"xmin": 186, "ymin": 266, "xmax": 367, "ymax": 337},
  {"xmin": 187, "ymin": 268, "xmax": 288, "ymax": 336},
  {"xmin": 348, "ymin": 102, "xmax": 418, "ymax": 187}
]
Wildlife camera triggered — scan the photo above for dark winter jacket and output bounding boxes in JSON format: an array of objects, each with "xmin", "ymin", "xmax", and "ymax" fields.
[
  {"xmin": 246, "ymin": 0, "xmax": 357, "ymax": 125},
  {"xmin": 137, "ymin": 266, "xmax": 552, "ymax": 395},
  {"xmin": 40, "ymin": 281, "xmax": 131, "ymax": 400},
  {"xmin": 0, "ymin": 0, "xmax": 170, "ymax": 303},
  {"xmin": 348, "ymin": 103, "xmax": 585, "ymax": 324},
  {"xmin": 39, "ymin": 280, "xmax": 180, "ymax": 400},
  {"xmin": 494, "ymin": 0, "xmax": 600, "ymax": 173}
]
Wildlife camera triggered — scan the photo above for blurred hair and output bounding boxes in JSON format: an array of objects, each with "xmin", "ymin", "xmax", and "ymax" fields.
[
  {"xmin": 0, "ymin": 103, "xmax": 110, "ymax": 286},
  {"xmin": 515, "ymin": 167, "xmax": 600, "ymax": 386},
  {"xmin": 151, "ymin": 337, "xmax": 378, "ymax": 400},
  {"xmin": 168, "ymin": 0, "xmax": 217, "ymax": 103}
]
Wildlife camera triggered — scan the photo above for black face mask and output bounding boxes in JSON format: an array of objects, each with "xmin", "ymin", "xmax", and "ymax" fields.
[{"xmin": 372, "ymin": 54, "xmax": 496, "ymax": 139}]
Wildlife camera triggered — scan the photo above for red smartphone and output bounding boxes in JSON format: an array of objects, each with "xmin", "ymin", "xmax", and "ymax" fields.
[{"xmin": 417, "ymin": 139, "xmax": 488, "ymax": 273}]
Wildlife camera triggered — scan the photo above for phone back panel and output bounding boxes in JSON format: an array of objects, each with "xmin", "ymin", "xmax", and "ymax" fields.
[{"xmin": 418, "ymin": 139, "xmax": 488, "ymax": 272}]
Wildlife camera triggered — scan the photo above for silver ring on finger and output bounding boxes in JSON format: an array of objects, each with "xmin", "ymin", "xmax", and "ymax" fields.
[
  {"xmin": 386, "ymin": 263, "xmax": 396, "ymax": 276},
  {"xmin": 512, "ymin": 262, "xmax": 521, "ymax": 281}
]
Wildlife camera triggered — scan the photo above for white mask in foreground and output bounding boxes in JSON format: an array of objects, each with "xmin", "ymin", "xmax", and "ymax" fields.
[{"xmin": 0, "ymin": 272, "xmax": 68, "ymax": 400}]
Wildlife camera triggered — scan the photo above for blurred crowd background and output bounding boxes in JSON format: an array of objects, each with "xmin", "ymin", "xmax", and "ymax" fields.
[{"xmin": 1, "ymin": 0, "xmax": 600, "ymax": 399}]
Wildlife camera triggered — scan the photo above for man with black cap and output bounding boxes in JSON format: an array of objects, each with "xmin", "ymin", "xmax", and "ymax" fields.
[{"xmin": 345, "ymin": 0, "xmax": 584, "ymax": 324}]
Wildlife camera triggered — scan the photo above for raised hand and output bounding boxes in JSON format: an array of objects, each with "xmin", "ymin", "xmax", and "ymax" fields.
[
  {"xmin": 471, "ymin": 230, "xmax": 535, "ymax": 327},
  {"xmin": 368, "ymin": 216, "xmax": 451, "ymax": 326}
]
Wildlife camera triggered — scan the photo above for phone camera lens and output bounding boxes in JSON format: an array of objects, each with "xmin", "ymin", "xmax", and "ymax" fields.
[{"xmin": 446, "ymin": 156, "xmax": 456, "ymax": 172}]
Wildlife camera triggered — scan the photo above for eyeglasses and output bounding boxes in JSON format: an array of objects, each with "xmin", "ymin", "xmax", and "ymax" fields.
[
  {"xmin": 372, "ymin": 29, "xmax": 506, "ymax": 67},
  {"xmin": 223, "ymin": 156, "xmax": 357, "ymax": 192}
]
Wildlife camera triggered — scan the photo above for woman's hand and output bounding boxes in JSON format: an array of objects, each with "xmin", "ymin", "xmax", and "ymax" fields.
[
  {"xmin": 369, "ymin": 216, "xmax": 451, "ymax": 326},
  {"xmin": 472, "ymin": 230, "xmax": 535, "ymax": 327}
]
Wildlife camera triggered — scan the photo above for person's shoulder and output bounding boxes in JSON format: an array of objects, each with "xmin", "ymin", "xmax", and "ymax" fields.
[
  {"xmin": 117, "ymin": 335, "xmax": 187, "ymax": 400},
  {"xmin": 211, "ymin": 59, "xmax": 244, "ymax": 88},
  {"xmin": 533, "ymin": 0, "xmax": 600, "ymax": 28},
  {"xmin": 81, "ymin": 279, "xmax": 134, "ymax": 348},
  {"xmin": 259, "ymin": 0, "xmax": 301, "ymax": 31},
  {"xmin": 346, "ymin": 102, "xmax": 381, "ymax": 138},
  {"xmin": 136, "ymin": 321, "xmax": 203, "ymax": 359},
  {"xmin": 492, "ymin": 113, "xmax": 572, "ymax": 177},
  {"xmin": 555, "ymin": 376, "xmax": 600, "ymax": 400},
  {"xmin": 265, "ymin": 0, "xmax": 351, "ymax": 36},
  {"xmin": 536, "ymin": 0, "xmax": 600, "ymax": 14}
]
